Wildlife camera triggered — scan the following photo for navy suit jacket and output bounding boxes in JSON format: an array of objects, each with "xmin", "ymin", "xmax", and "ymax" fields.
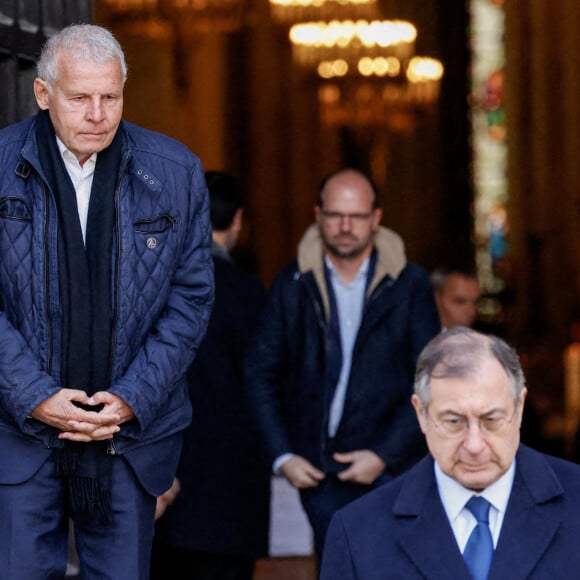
[{"xmin": 321, "ymin": 445, "xmax": 580, "ymax": 579}]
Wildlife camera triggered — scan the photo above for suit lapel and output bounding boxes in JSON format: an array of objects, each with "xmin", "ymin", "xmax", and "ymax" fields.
[
  {"xmin": 490, "ymin": 445, "xmax": 564, "ymax": 579},
  {"xmin": 396, "ymin": 456, "xmax": 472, "ymax": 580},
  {"xmin": 395, "ymin": 446, "xmax": 565, "ymax": 580}
]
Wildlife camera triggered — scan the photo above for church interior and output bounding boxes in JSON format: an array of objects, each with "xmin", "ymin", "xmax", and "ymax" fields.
[{"xmin": 1, "ymin": 0, "xmax": 579, "ymax": 577}]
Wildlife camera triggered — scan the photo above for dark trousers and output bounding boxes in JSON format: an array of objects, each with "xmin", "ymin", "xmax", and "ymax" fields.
[
  {"xmin": 150, "ymin": 543, "xmax": 256, "ymax": 580},
  {"xmin": 0, "ymin": 453, "xmax": 156, "ymax": 580}
]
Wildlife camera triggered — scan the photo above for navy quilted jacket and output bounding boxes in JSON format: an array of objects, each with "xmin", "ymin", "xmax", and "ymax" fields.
[{"xmin": 0, "ymin": 115, "xmax": 214, "ymax": 492}]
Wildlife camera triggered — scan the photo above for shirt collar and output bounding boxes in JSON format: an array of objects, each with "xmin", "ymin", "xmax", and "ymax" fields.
[
  {"xmin": 324, "ymin": 254, "xmax": 370, "ymax": 284},
  {"xmin": 56, "ymin": 136, "xmax": 97, "ymax": 169},
  {"xmin": 434, "ymin": 459, "xmax": 516, "ymax": 521},
  {"xmin": 211, "ymin": 240, "xmax": 231, "ymax": 261}
]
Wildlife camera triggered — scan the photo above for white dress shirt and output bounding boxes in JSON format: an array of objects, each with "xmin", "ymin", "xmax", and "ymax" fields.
[
  {"xmin": 56, "ymin": 137, "xmax": 97, "ymax": 244},
  {"xmin": 434, "ymin": 460, "xmax": 515, "ymax": 551}
]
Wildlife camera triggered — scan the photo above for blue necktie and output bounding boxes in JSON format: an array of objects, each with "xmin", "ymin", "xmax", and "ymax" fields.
[{"xmin": 463, "ymin": 496, "xmax": 494, "ymax": 580}]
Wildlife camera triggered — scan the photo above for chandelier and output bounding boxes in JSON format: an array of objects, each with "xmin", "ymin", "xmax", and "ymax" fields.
[
  {"xmin": 100, "ymin": 0, "xmax": 249, "ymax": 36},
  {"xmin": 289, "ymin": 19, "xmax": 416, "ymax": 67},
  {"xmin": 269, "ymin": 0, "xmax": 380, "ymax": 25},
  {"xmin": 288, "ymin": 18, "xmax": 444, "ymax": 132},
  {"xmin": 318, "ymin": 57, "xmax": 443, "ymax": 131},
  {"xmin": 99, "ymin": 0, "xmax": 250, "ymax": 97}
]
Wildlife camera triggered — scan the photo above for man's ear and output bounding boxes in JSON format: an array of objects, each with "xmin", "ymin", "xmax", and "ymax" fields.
[
  {"xmin": 231, "ymin": 208, "xmax": 243, "ymax": 233},
  {"xmin": 411, "ymin": 394, "xmax": 428, "ymax": 434},
  {"xmin": 516, "ymin": 387, "xmax": 528, "ymax": 427},
  {"xmin": 372, "ymin": 207, "xmax": 383, "ymax": 230},
  {"xmin": 314, "ymin": 205, "xmax": 322, "ymax": 225},
  {"xmin": 33, "ymin": 78, "xmax": 50, "ymax": 110}
]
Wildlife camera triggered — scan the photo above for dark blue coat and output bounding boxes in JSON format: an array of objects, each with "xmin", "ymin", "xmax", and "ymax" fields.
[
  {"xmin": 154, "ymin": 253, "xmax": 270, "ymax": 557},
  {"xmin": 245, "ymin": 225, "xmax": 440, "ymax": 476},
  {"xmin": 321, "ymin": 445, "xmax": 580, "ymax": 579}
]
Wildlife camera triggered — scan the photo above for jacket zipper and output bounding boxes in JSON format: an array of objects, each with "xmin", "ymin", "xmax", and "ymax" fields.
[
  {"xmin": 302, "ymin": 274, "xmax": 326, "ymax": 331},
  {"xmin": 108, "ymin": 160, "xmax": 129, "ymax": 382},
  {"xmin": 105, "ymin": 155, "xmax": 131, "ymax": 455},
  {"xmin": 42, "ymin": 182, "xmax": 54, "ymax": 377}
]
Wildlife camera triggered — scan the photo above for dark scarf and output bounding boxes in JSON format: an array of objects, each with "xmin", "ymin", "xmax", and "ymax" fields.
[{"xmin": 36, "ymin": 110, "xmax": 120, "ymax": 522}]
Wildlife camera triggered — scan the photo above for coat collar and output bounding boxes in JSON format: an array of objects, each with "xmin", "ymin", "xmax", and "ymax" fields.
[
  {"xmin": 394, "ymin": 446, "xmax": 564, "ymax": 579},
  {"xmin": 296, "ymin": 224, "xmax": 407, "ymax": 319}
]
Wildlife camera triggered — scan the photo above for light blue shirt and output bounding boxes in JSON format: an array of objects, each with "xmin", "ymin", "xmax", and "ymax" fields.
[
  {"xmin": 326, "ymin": 255, "xmax": 369, "ymax": 437},
  {"xmin": 434, "ymin": 460, "xmax": 515, "ymax": 551},
  {"xmin": 272, "ymin": 255, "xmax": 369, "ymax": 473}
]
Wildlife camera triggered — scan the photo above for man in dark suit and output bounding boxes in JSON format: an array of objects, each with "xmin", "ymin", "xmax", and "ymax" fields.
[
  {"xmin": 245, "ymin": 168, "xmax": 440, "ymax": 561},
  {"xmin": 151, "ymin": 171, "xmax": 270, "ymax": 580},
  {"xmin": 321, "ymin": 327, "xmax": 580, "ymax": 580}
]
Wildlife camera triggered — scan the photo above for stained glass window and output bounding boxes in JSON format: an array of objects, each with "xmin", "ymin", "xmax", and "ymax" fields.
[{"xmin": 469, "ymin": 0, "xmax": 508, "ymax": 326}]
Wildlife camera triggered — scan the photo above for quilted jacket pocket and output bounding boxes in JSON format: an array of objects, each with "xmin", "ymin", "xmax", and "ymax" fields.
[
  {"xmin": 133, "ymin": 214, "xmax": 176, "ymax": 234},
  {"xmin": 0, "ymin": 196, "xmax": 32, "ymax": 222}
]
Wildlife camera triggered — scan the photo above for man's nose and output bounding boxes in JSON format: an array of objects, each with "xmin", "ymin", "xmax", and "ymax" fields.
[
  {"xmin": 338, "ymin": 215, "xmax": 353, "ymax": 229},
  {"xmin": 462, "ymin": 422, "xmax": 487, "ymax": 452},
  {"xmin": 86, "ymin": 97, "xmax": 105, "ymax": 121}
]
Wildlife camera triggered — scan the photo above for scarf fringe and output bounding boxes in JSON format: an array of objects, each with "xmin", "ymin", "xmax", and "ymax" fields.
[
  {"xmin": 69, "ymin": 475, "xmax": 112, "ymax": 524},
  {"xmin": 56, "ymin": 444, "xmax": 112, "ymax": 523}
]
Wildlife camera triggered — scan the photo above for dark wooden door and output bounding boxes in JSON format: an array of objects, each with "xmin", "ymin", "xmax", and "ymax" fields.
[{"xmin": 0, "ymin": 0, "xmax": 92, "ymax": 128}]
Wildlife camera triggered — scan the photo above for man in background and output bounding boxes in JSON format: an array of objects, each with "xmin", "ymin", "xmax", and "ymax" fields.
[
  {"xmin": 152, "ymin": 171, "xmax": 270, "ymax": 580},
  {"xmin": 430, "ymin": 266, "xmax": 481, "ymax": 329},
  {"xmin": 245, "ymin": 168, "xmax": 440, "ymax": 561}
]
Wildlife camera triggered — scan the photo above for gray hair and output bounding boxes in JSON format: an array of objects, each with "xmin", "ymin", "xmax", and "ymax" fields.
[
  {"xmin": 430, "ymin": 266, "xmax": 478, "ymax": 295},
  {"xmin": 37, "ymin": 24, "xmax": 128, "ymax": 87},
  {"xmin": 414, "ymin": 327, "xmax": 525, "ymax": 412}
]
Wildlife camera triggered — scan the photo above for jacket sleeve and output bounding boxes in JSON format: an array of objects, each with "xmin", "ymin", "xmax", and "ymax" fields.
[
  {"xmin": 0, "ymin": 142, "xmax": 65, "ymax": 431},
  {"xmin": 0, "ymin": 315, "xmax": 61, "ymax": 431},
  {"xmin": 370, "ymin": 267, "xmax": 440, "ymax": 472},
  {"xmin": 244, "ymin": 268, "xmax": 296, "ymax": 467}
]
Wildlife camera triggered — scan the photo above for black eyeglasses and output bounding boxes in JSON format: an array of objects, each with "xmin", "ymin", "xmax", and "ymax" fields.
[
  {"xmin": 427, "ymin": 406, "xmax": 519, "ymax": 438},
  {"xmin": 320, "ymin": 210, "xmax": 374, "ymax": 224}
]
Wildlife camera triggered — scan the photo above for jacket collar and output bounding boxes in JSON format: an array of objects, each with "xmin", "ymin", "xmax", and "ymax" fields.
[
  {"xmin": 296, "ymin": 224, "xmax": 407, "ymax": 319},
  {"xmin": 394, "ymin": 446, "xmax": 565, "ymax": 579},
  {"xmin": 18, "ymin": 115, "xmax": 132, "ymax": 181}
]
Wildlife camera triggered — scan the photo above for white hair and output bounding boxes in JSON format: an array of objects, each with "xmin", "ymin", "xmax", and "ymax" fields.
[{"xmin": 36, "ymin": 24, "xmax": 128, "ymax": 88}]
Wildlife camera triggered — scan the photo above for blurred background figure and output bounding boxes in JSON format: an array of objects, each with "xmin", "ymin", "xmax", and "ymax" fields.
[
  {"xmin": 151, "ymin": 171, "xmax": 270, "ymax": 580},
  {"xmin": 245, "ymin": 168, "xmax": 439, "ymax": 563},
  {"xmin": 430, "ymin": 267, "xmax": 481, "ymax": 330},
  {"xmin": 430, "ymin": 266, "xmax": 544, "ymax": 450}
]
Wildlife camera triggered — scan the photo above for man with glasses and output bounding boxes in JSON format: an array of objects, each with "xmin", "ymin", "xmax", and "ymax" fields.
[
  {"xmin": 245, "ymin": 168, "xmax": 440, "ymax": 561},
  {"xmin": 320, "ymin": 327, "xmax": 580, "ymax": 579}
]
